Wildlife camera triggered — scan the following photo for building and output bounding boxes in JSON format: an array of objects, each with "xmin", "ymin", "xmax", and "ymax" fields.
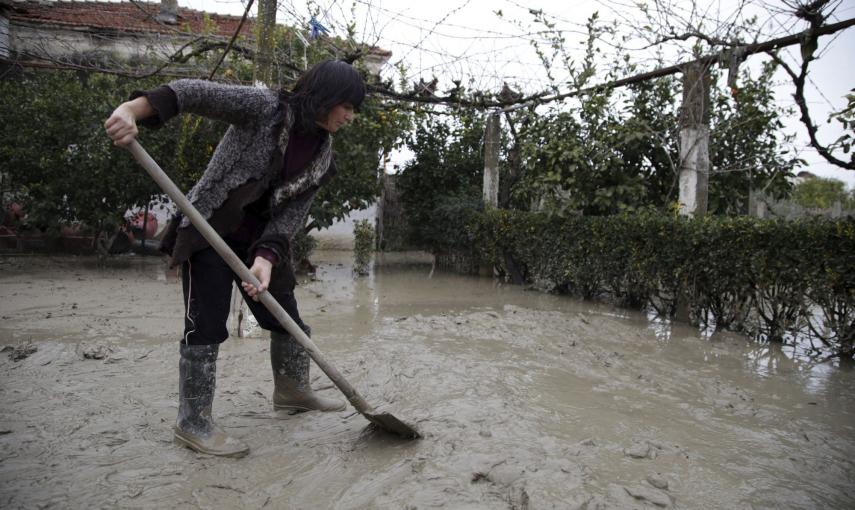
[{"xmin": 0, "ymin": 0, "xmax": 391, "ymax": 76}]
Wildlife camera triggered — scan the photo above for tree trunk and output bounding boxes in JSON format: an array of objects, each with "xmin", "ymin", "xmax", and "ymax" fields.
[{"xmin": 254, "ymin": 0, "xmax": 278, "ymax": 86}]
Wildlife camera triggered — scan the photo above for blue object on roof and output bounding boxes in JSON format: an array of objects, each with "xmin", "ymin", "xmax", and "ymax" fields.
[{"xmin": 308, "ymin": 17, "xmax": 329, "ymax": 40}]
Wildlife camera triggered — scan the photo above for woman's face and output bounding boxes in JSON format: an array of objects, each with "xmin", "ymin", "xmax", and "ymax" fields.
[{"xmin": 318, "ymin": 103, "xmax": 355, "ymax": 133}]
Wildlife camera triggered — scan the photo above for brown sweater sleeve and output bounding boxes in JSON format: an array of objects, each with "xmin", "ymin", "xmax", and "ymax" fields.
[{"xmin": 129, "ymin": 85, "xmax": 179, "ymax": 129}]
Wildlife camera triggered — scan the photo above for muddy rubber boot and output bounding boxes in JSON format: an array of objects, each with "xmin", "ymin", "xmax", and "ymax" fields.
[
  {"xmin": 270, "ymin": 330, "xmax": 346, "ymax": 413},
  {"xmin": 173, "ymin": 343, "xmax": 249, "ymax": 458}
]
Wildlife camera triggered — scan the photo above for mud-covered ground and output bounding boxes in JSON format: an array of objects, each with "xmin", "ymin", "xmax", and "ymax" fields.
[{"xmin": 1, "ymin": 252, "xmax": 853, "ymax": 509}]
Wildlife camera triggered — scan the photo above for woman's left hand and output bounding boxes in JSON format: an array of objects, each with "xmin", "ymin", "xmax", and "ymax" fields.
[{"xmin": 242, "ymin": 256, "xmax": 273, "ymax": 301}]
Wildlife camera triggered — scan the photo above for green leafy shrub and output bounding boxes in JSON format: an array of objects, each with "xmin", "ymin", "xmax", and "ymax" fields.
[
  {"xmin": 791, "ymin": 177, "xmax": 855, "ymax": 210},
  {"xmin": 444, "ymin": 209, "xmax": 855, "ymax": 358},
  {"xmin": 291, "ymin": 230, "xmax": 317, "ymax": 272},
  {"xmin": 396, "ymin": 112, "xmax": 485, "ymax": 253},
  {"xmin": 352, "ymin": 219, "xmax": 374, "ymax": 276},
  {"xmin": 802, "ymin": 220, "xmax": 855, "ymax": 356}
]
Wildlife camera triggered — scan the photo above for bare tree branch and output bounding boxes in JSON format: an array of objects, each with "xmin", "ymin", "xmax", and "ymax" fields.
[
  {"xmin": 208, "ymin": 0, "xmax": 255, "ymax": 80},
  {"xmin": 766, "ymin": 0, "xmax": 854, "ymax": 170}
]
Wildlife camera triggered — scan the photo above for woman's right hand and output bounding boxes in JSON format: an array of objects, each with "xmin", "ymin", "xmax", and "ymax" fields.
[
  {"xmin": 104, "ymin": 103, "xmax": 138, "ymax": 146},
  {"xmin": 242, "ymin": 256, "xmax": 273, "ymax": 301}
]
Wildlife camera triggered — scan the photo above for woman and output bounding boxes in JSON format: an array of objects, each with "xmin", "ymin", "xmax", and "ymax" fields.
[{"xmin": 105, "ymin": 60, "xmax": 364, "ymax": 458}]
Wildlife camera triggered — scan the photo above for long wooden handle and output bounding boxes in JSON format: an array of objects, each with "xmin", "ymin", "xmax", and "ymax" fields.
[{"xmin": 125, "ymin": 140, "xmax": 374, "ymax": 413}]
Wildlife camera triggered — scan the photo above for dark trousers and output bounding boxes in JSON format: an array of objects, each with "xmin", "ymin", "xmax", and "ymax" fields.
[{"xmin": 180, "ymin": 242, "xmax": 307, "ymax": 345}]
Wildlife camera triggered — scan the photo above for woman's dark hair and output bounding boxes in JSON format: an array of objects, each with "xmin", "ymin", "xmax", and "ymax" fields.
[{"xmin": 282, "ymin": 59, "xmax": 366, "ymax": 133}]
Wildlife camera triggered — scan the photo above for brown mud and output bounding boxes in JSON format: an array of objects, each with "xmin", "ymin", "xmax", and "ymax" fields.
[{"xmin": 1, "ymin": 252, "xmax": 853, "ymax": 509}]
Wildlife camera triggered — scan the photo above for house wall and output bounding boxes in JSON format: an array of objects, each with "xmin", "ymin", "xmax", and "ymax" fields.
[
  {"xmin": 9, "ymin": 22, "xmax": 189, "ymax": 63},
  {"xmin": 312, "ymin": 205, "xmax": 377, "ymax": 250},
  {"xmin": 362, "ymin": 52, "xmax": 387, "ymax": 75},
  {"xmin": 0, "ymin": 14, "xmax": 10, "ymax": 59}
]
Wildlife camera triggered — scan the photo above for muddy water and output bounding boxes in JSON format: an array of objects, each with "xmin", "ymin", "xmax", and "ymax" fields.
[{"xmin": 1, "ymin": 253, "xmax": 853, "ymax": 509}]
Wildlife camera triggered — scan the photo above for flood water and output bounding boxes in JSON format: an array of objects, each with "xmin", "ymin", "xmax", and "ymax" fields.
[{"xmin": 1, "ymin": 252, "xmax": 853, "ymax": 509}]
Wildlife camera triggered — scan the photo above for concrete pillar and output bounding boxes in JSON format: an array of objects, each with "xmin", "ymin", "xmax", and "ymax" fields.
[
  {"xmin": 831, "ymin": 201, "xmax": 842, "ymax": 218},
  {"xmin": 678, "ymin": 62, "xmax": 710, "ymax": 216},
  {"xmin": 748, "ymin": 190, "xmax": 767, "ymax": 218},
  {"xmin": 483, "ymin": 112, "xmax": 500, "ymax": 208}
]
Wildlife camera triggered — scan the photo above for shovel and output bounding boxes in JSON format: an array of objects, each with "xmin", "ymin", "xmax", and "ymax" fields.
[{"xmin": 125, "ymin": 140, "xmax": 421, "ymax": 439}]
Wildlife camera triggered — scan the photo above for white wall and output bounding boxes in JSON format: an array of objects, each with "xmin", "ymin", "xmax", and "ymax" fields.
[
  {"xmin": 10, "ymin": 23, "xmax": 190, "ymax": 63},
  {"xmin": 312, "ymin": 205, "xmax": 376, "ymax": 250},
  {"xmin": 0, "ymin": 15, "xmax": 10, "ymax": 59}
]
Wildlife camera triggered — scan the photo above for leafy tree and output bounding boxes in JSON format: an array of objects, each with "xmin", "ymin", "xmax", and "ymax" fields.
[
  {"xmin": 791, "ymin": 176, "xmax": 853, "ymax": 209},
  {"xmin": 0, "ymin": 70, "xmax": 223, "ymax": 238},
  {"xmin": 508, "ymin": 14, "xmax": 654, "ymax": 216},
  {"xmin": 827, "ymin": 88, "xmax": 855, "ymax": 166},
  {"xmin": 511, "ymin": 97, "xmax": 650, "ymax": 216},
  {"xmin": 619, "ymin": 76, "xmax": 682, "ymax": 207},
  {"xmin": 708, "ymin": 62, "xmax": 800, "ymax": 214},
  {"xmin": 498, "ymin": 64, "xmax": 800, "ymax": 217},
  {"xmin": 396, "ymin": 111, "xmax": 485, "ymax": 251},
  {"xmin": 452, "ymin": 11, "xmax": 803, "ymax": 218}
]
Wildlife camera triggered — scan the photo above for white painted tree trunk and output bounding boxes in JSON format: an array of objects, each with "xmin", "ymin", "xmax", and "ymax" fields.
[
  {"xmin": 678, "ymin": 62, "xmax": 710, "ymax": 217},
  {"xmin": 483, "ymin": 113, "xmax": 500, "ymax": 208},
  {"xmin": 678, "ymin": 126, "xmax": 710, "ymax": 215}
]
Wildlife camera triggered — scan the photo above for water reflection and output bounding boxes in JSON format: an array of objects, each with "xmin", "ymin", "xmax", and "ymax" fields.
[
  {"xmin": 744, "ymin": 338, "xmax": 841, "ymax": 395},
  {"xmin": 228, "ymin": 249, "xmax": 846, "ymax": 396},
  {"xmin": 79, "ymin": 253, "xmax": 179, "ymax": 283},
  {"xmin": 646, "ymin": 308, "xmax": 673, "ymax": 342}
]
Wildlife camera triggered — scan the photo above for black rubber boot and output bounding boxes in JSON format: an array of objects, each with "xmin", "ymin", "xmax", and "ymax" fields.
[
  {"xmin": 173, "ymin": 343, "xmax": 249, "ymax": 458},
  {"xmin": 270, "ymin": 330, "xmax": 345, "ymax": 412}
]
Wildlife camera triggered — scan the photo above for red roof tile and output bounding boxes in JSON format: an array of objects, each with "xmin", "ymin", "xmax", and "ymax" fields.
[{"xmin": 6, "ymin": 0, "xmax": 254, "ymax": 39}]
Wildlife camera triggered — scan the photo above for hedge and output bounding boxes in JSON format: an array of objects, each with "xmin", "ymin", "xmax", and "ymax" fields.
[{"xmin": 438, "ymin": 207, "xmax": 855, "ymax": 358}]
